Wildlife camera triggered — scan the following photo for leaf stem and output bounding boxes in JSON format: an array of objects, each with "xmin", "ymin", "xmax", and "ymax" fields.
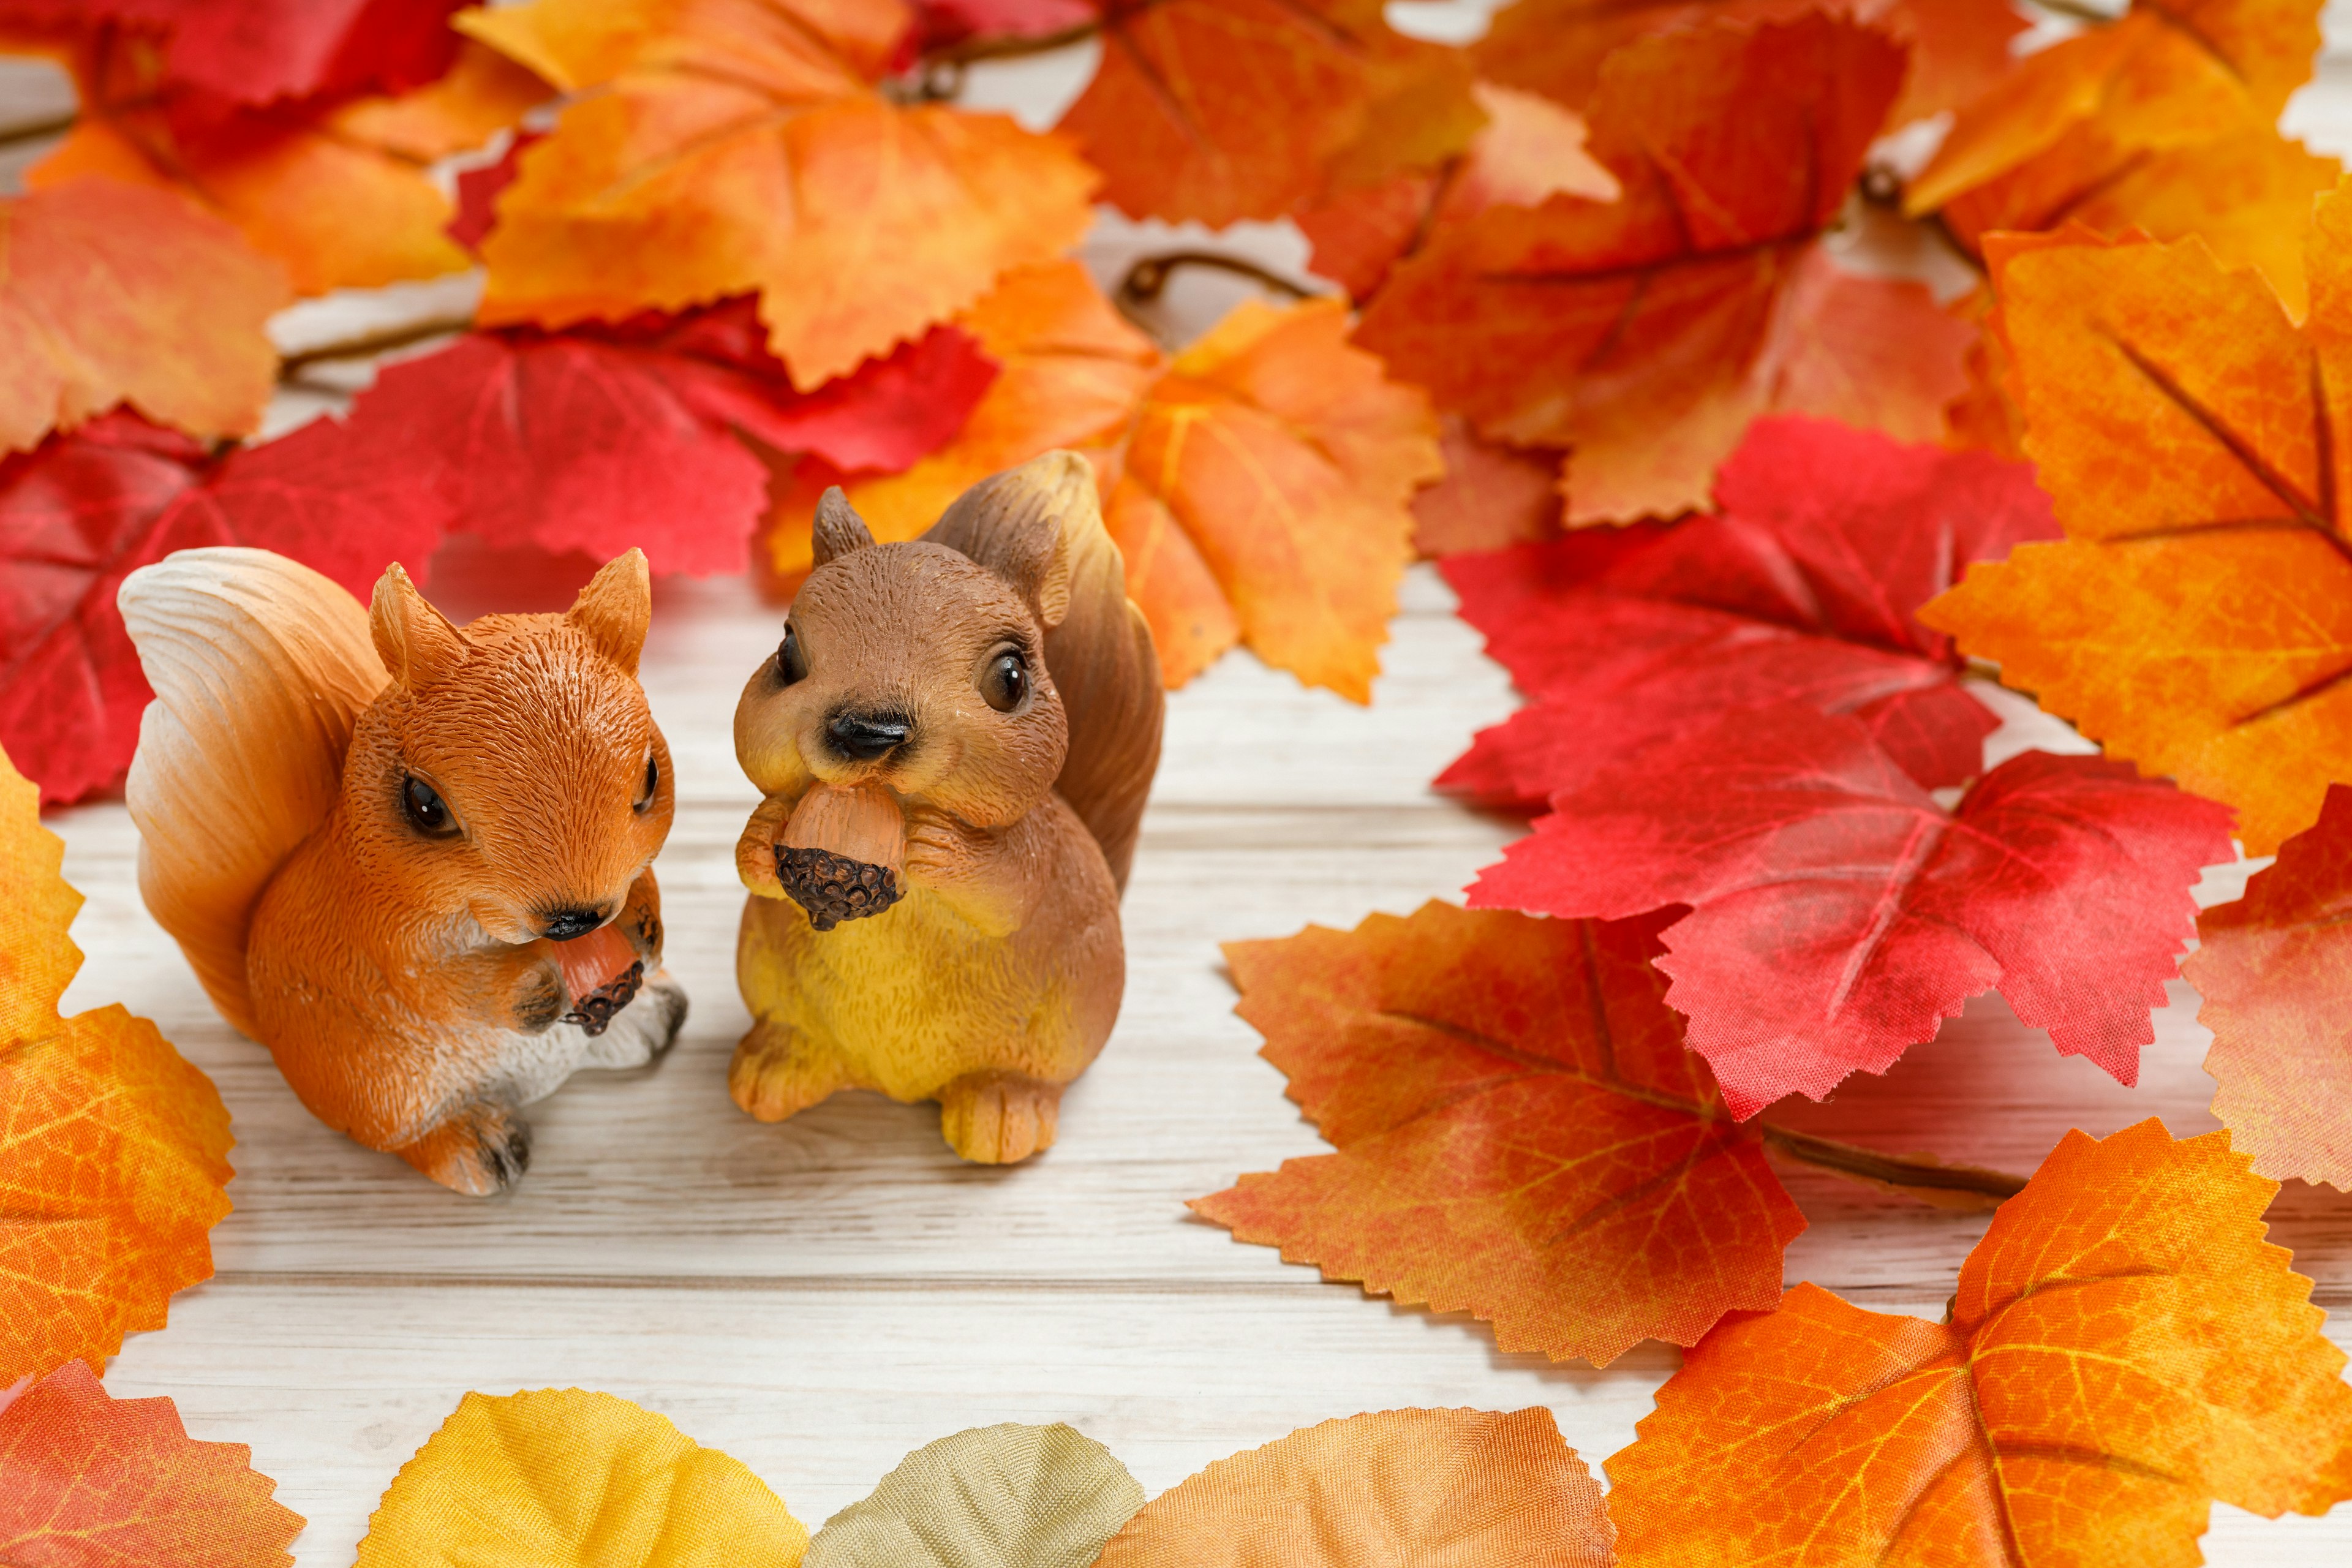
[
  {"xmin": 276, "ymin": 312, "xmax": 479, "ymax": 379},
  {"xmin": 0, "ymin": 110, "xmax": 75, "ymax": 151},
  {"xmin": 1118, "ymin": 249, "xmax": 1317, "ymax": 309},
  {"xmin": 1760, "ymin": 1124, "xmax": 2029, "ymax": 1204}
]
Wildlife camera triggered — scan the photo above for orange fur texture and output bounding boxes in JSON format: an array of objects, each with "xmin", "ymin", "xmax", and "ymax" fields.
[
  {"xmin": 732, "ymin": 453, "xmax": 1163, "ymax": 1163},
  {"xmin": 123, "ymin": 549, "xmax": 685, "ymax": 1195}
]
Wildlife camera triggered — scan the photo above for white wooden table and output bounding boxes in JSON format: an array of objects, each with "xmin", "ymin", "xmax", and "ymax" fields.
[{"xmin": 17, "ymin": 12, "xmax": 2352, "ymax": 1560}]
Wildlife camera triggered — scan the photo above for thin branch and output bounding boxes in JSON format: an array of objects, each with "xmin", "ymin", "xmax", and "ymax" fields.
[
  {"xmin": 1761, "ymin": 1124, "xmax": 2029, "ymax": 1208},
  {"xmin": 0, "ymin": 110, "xmax": 76, "ymax": 151},
  {"xmin": 1119, "ymin": 249, "xmax": 1316, "ymax": 307},
  {"xmin": 276, "ymin": 312, "xmax": 478, "ymax": 379}
]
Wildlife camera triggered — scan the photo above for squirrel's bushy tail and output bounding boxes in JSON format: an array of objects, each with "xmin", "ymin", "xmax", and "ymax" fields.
[
  {"xmin": 119, "ymin": 547, "xmax": 385, "ymax": 1034},
  {"xmin": 927, "ymin": 451, "xmax": 1164, "ymax": 890}
]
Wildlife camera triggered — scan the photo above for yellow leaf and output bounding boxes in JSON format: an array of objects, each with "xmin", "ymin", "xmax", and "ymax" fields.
[{"xmin": 356, "ymin": 1388, "xmax": 808, "ymax": 1568}]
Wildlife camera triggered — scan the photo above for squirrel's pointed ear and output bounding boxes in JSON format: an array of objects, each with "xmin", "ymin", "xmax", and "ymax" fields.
[
  {"xmin": 567, "ymin": 548, "xmax": 652, "ymax": 674},
  {"xmin": 369, "ymin": 564, "xmax": 469, "ymax": 688},
  {"xmin": 924, "ymin": 451, "xmax": 1082, "ymax": 628},
  {"xmin": 811, "ymin": 488, "xmax": 876, "ymax": 567}
]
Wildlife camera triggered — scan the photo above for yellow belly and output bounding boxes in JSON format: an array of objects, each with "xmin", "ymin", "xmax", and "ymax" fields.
[{"xmin": 736, "ymin": 881, "xmax": 1114, "ymax": 1102}]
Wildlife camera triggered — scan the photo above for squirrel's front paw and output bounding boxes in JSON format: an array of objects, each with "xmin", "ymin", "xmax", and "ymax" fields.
[{"xmin": 395, "ymin": 1101, "xmax": 532, "ymax": 1196}]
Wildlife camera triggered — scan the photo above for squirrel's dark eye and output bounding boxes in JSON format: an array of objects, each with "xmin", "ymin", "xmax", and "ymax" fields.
[
  {"xmin": 635, "ymin": 754, "xmax": 659, "ymax": 813},
  {"xmin": 401, "ymin": 775, "xmax": 458, "ymax": 837},
  {"xmin": 775, "ymin": 624, "xmax": 808, "ymax": 687},
  {"xmin": 981, "ymin": 649, "xmax": 1028, "ymax": 713}
]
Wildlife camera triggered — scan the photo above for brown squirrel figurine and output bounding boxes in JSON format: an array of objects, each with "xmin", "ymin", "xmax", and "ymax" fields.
[
  {"xmin": 731, "ymin": 451, "xmax": 1164, "ymax": 1162},
  {"xmin": 119, "ymin": 546, "xmax": 686, "ymax": 1195}
]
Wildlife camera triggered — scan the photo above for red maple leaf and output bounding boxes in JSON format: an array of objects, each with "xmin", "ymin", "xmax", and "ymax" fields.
[
  {"xmin": 0, "ymin": 1361, "xmax": 303, "ymax": 1567},
  {"xmin": 0, "ymin": 0, "xmax": 466, "ymax": 107},
  {"xmin": 1468, "ymin": 703, "xmax": 2235, "ymax": 1117},
  {"xmin": 1439, "ymin": 418, "xmax": 2057, "ymax": 809}
]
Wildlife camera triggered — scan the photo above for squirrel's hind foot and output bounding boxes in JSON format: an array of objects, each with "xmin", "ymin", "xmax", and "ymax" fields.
[
  {"xmin": 938, "ymin": 1071, "xmax": 1063, "ymax": 1164},
  {"xmin": 396, "ymin": 1100, "xmax": 531, "ymax": 1196}
]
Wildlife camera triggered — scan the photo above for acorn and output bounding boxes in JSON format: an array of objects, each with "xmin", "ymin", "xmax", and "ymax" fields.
[
  {"xmin": 562, "ymin": 960, "xmax": 644, "ymax": 1036},
  {"xmin": 775, "ymin": 781, "xmax": 907, "ymax": 932}
]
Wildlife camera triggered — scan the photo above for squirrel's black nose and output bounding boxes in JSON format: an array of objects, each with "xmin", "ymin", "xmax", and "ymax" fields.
[
  {"xmin": 827, "ymin": 710, "xmax": 911, "ymax": 762},
  {"xmin": 541, "ymin": 905, "xmax": 608, "ymax": 942}
]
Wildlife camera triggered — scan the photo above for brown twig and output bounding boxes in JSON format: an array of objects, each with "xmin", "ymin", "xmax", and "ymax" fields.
[
  {"xmin": 1855, "ymin": 165, "xmax": 1989, "ymax": 279},
  {"xmin": 1761, "ymin": 1124, "xmax": 2029, "ymax": 1207},
  {"xmin": 1119, "ymin": 249, "xmax": 1316, "ymax": 309},
  {"xmin": 275, "ymin": 312, "xmax": 480, "ymax": 379},
  {"xmin": 0, "ymin": 109, "xmax": 76, "ymax": 151},
  {"xmin": 2016, "ymin": 0, "xmax": 2118, "ymax": 23}
]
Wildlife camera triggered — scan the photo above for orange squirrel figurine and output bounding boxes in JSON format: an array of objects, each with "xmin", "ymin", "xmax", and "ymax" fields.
[
  {"xmin": 119, "ymin": 546, "xmax": 685, "ymax": 1195},
  {"xmin": 732, "ymin": 451, "xmax": 1164, "ymax": 1162}
]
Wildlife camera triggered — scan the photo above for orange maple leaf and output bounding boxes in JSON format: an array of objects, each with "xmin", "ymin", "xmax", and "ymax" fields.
[
  {"xmin": 790, "ymin": 262, "xmax": 1437, "ymax": 699},
  {"xmin": 1935, "ymin": 127, "xmax": 2339, "ymax": 320},
  {"xmin": 10, "ymin": 28, "xmax": 522, "ymax": 296},
  {"xmin": 1471, "ymin": 0, "xmax": 2026, "ymax": 126},
  {"xmin": 1919, "ymin": 195, "xmax": 2352, "ymax": 856},
  {"xmin": 1908, "ymin": 0, "xmax": 2322, "ymax": 217},
  {"xmin": 1605, "ymin": 1119, "xmax": 2352, "ymax": 1565},
  {"xmin": 2186, "ymin": 782, "xmax": 2352, "ymax": 1191},
  {"xmin": 1191, "ymin": 903, "xmax": 1806, "ymax": 1365},
  {"xmin": 0, "ymin": 1361, "xmax": 301, "ymax": 1567},
  {"xmin": 1093, "ymin": 1408, "xmax": 1614, "ymax": 1567},
  {"xmin": 1354, "ymin": 15, "xmax": 1967, "ymax": 524},
  {"xmin": 0, "ymin": 176, "xmax": 285, "ymax": 454},
  {"xmin": 461, "ymin": 0, "xmax": 1098, "ymax": 390},
  {"xmin": 1058, "ymin": 0, "xmax": 1482, "ymax": 228},
  {"xmin": 0, "ymin": 746, "xmax": 234, "ymax": 1385}
]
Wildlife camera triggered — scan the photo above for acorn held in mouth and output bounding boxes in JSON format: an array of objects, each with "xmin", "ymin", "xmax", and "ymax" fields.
[
  {"xmin": 562, "ymin": 960, "xmax": 645, "ymax": 1035},
  {"xmin": 772, "ymin": 780, "xmax": 908, "ymax": 932},
  {"xmin": 775, "ymin": 846, "xmax": 902, "ymax": 930}
]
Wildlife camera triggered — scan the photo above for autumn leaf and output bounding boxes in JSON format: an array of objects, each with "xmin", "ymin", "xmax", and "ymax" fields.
[
  {"xmin": 1439, "ymin": 417, "xmax": 2053, "ymax": 810},
  {"xmin": 1406, "ymin": 416, "xmax": 1562, "ymax": 557},
  {"xmin": 1109, "ymin": 298, "xmax": 1438, "ymax": 696},
  {"xmin": 0, "ymin": 177, "xmax": 284, "ymax": 455},
  {"xmin": 1469, "ymin": 706, "xmax": 2234, "ymax": 1117},
  {"xmin": 913, "ymin": 0, "xmax": 1095, "ymax": 51},
  {"xmin": 1918, "ymin": 197, "xmax": 2352, "ymax": 856},
  {"xmin": 1193, "ymin": 903, "xmax": 1804, "ymax": 1364},
  {"xmin": 0, "ymin": 746, "xmax": 234, "ymax": 1382},
  {"xmin": 1907, "ymin": 0, "xmax": 2323, "ymax": 217},
  {"xmin": 1605, "ymin": 1119, "xmax": 2352, "ymax": 1566},
  {"xmin": 285, "ymin": 307, "xmax": 997, "ymax": 578},
  {"xmin": 461, "ymin": 0, "xmax": 1097, "ymax": 389},
  {"xmin": 805, "ymin": 262, "xmax": 1437, "ymax": 698},
  {"xmin": 0, "ymin": 0, "xmax": 468, "ymax": 105},
  {"xmin": 356, "ymin": 1387, "xmax": 809, "ymax": 1567},
  {"xmin": 2186, "ymin": 782, "xmax": 2352, "ymax": 1191},
  {"xmin": 1295, "ymin": 80, "xmax": 1615, "ymax": 303},
  {"xmin": 329, "ymin": 40, "xmax": 553, "ymax": 163},
  {"xmin": 1471, "ymin": 0, "xmax": 2026, "ymax": 126},
  {"xmin": 1093, "ymin": 1408, "xmax": 1613, "ymax": 1567},
  {"xmin": 804, "ymin": 1424, "xmax": 1142, "ymax": 1568},
  {"xmin": 1354, "ymin": 15, "xmax": 1964, "ymax": 524},
  {"xmin": 14, "ymin": 23, "xmax": 494, "ymax": 295},
  {"xmin": 0, "ymin": 1361, "xmax": 302, "ymax": 1568},
  {"xmin": 1058, "ymin": 0, "xmax": 1482, "ymax": 228},
  {"xmin": 1935, "ymin": 124, "xmax": 2339, "ymax": 319}
]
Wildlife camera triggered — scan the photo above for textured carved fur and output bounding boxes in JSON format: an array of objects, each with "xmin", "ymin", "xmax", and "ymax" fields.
[
  {"xmin": 121, "ymin": 547, "xmax": 685, "ymax": 1195},
  {"xmin": 732, "ymin": 451, "xmax": 1164, "ymax": 1163}
]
